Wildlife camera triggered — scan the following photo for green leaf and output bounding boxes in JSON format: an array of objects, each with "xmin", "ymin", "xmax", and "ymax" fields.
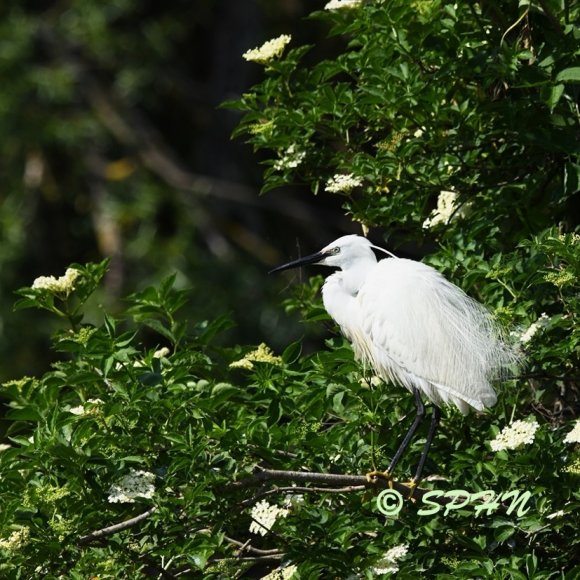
[
  {"xmin": 546, "ymin": 83, "xmax": 564, "ymax": 110},
  {"xmin": 142, "ymin": 318, "xmax": 175, "ymax": 343},
  {"xmin": 555, "ymin": 67, "xmax": 580, "ymax": 83}
]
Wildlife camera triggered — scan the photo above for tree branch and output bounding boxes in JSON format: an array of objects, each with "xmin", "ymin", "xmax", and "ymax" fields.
[
  {"xmin": 78, "ymin": 506, "xmax": 157, "ymax": 545},
  {"xmin": 238, "ymin": 484, "xmax": 371, "ymax": 510},
  {"xmin": 223, "ymin": 535, "xmax": 283, "ymax": 556},
  {"xmin": 227, "ymin": 466, "xmax": 433, "ymax": 502}
]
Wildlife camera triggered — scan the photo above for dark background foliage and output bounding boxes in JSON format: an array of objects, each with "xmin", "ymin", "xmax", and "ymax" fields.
[{"xmin": 0, "ymin": 0, "xmax": 348, "ymax": 383}]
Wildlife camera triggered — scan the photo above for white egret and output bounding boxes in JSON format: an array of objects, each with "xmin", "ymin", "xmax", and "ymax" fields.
[{"xmin": 271, "ymin": 235, "xmax": 518, "ymax": 488}]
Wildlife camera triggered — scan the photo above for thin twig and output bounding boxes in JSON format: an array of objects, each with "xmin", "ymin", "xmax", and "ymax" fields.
[
  {"xmin": 212, "ymin": 555, "xmax": 284, "ymax": 563},
  {"xmin": 223, "ymin": 535, "xmax": 282, "ymax": 556},
  {"xmin": 78, "ymin": 506, "xmax": 157, "ymax": 545},
  {"xmin": 239, "ymin": 484, "xmax": 366, "ymax": 507}
]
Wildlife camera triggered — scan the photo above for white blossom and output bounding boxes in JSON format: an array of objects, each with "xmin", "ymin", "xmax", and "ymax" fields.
[
  {"xmin": 564, "ymin": 458, "xmax": 580, "ymax": 475},
  {"xmin": 230, "ymin": 343, "xmax": 283, "ymax": 371},
  {"xmin": 373, "ymin": 544, "xmax": 409, "ymax": 575},
  {"xmin": 108, "ymin": 469, "xmax": 156, "ymax": 503},
  {"xmin": 68, "ymin": 399, "xmax": 104, "ymax": 417},
  {"xmin": 519, "ymin": 313, "xmax": 550, "ymax": 344},
  {"xmin": 243, "ymin": 35, "xmax": 291, "ymax": 64},
  {"xmin": 260, "ymin": 564, "xmax": 298, "ymax": 580},
  {"xmin": 325, "ymin": 173, "xmax": 363, "ymax": 193},
  {"xmin": 249, "ymin": 500, "xmax": 289, "ymax": 535},
  {"xmin": 359, "ymin": 375, "xmax": 383, "ymax": 388},
  {"xmin": 32, "ymin": 268, "xmax": 80, "ymax": 294},
  {"xmin": 422, "ymin": 190, "xmax": 467, "ymax": 229},
  {"xmin": 490, "ymin": 419, "xmax": 540, "ymax": 452},
  {"xmin": 153, "ymin": 347, "xmax": 171, "ymax": 359},
  {"xmin": 325, "ymin": 0, "xmax": 363, "ymax": 10},
  {"xmin": 0, "ymin": 527, "xmax": 30, "ymax": 551},
  {"xmin": 273, "ymin": 144, "xmax": 306, "ymax": 171},
  {"xmin": 283, "ymin": 487, "xmax": 305, "ymax": 507},
  {"xmin": 563, "ymin": 420, "xmax": 580, "ymax": 444},
  {"xmin": 0, "ymin": 444, "xmax": 11, "ymax": 452}
]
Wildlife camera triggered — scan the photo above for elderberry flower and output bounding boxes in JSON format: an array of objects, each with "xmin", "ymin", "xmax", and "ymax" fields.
[
  {"xmin": 422, "ymin": 190, "xmax": 468, "ymax": 229},
  {"xmin": 325, "ymin": 173, "xmax": 363, "ymax": 193},
  {"xmin": 243, "ymin": 35, "xmax": 291, "ymax": 65},
  {"xmin": 32, "ymin": 268, "xmax": 80, "ymax": 294},
  {"xmin": 108, "ymin": 469, "xmax": 156, "ymax": 503},
  {"xmin": 519, "ymin": 313, "xmax": 549, "ymax": 344},
  {"xmin": 564, "ymin": 419, "xmax": 580, "ymax": 444},
  {"xmin": 325, "ymin": 0, "xmax": 363, "ymax": 9},
  {"xmin": 249, "ymin": 500, "xmax": 289, "ymax": 536},
  {"xmin": 490, "ymin": 419, "xmax": 539, "ymax": 452},
  {"xmin": 373, "ymin": 544, "xmax": 409, "ymax": 575},
  {"xmin": 230, "ymin": 343, "xmax": 282, "ymax": 371}
]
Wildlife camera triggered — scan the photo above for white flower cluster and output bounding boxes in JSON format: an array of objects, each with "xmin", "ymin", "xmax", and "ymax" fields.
[
  {"xmin": 108, "ymin": 469, "xmax": 156, "ymax": 503},
  {"xmin": 153, "ymin": 347, "xmax": 171, "ymax": 359},
  {"xmin": 68, "ymin": 398, "xmax": 104, "ymax": 417},
  {"xmin": 373, "ymin": 544, "xmax": 409, "ymax": 575},
  {"xmin": 325, "ymin": 0, "xmax": 363, "ymax": 9},
  {"xmin": 519, "ymin": 313, "xmax": 549, "ymax": 344},
  {"xmin": 325, "ymin": 173, "xmax": 363, "ymax": 193},
  {"xmin": 260, "ymin": 564, "xmax": 298, "ymax": 580},
  {"xmin": 0, "ymin": 527, "xmax": 30, "ymax": 551},
  {"xmin": 490, "ymin": 419, "xmax": 540, "ymax": 452},
  {"xmin": 359, "ymin": 375, "xmax": 383, "ymax": 389},
  {"xmin": 273, "ymin": 144, "xmax": 306, "ymax": 171},
  {"xmin": 564, "ymin": 419, "xmax": 580, "ymax": 444},
  {"xmin": 249, "ymin": 500, "xmax": 289, "ymax": 536},
  {"xmin": 230, "ymin": 343, "xmax": 283, "ymax": 371},
  {"xmin": 243, "ymin": 35, "xmax": 291, "ymax": 64},
  {"xmin": 32, "ymin": 268, "xmax": 80, "ymax": 294},
  {"xmin": 422, "ymin": 190, "xmax": 466, "ymax": 229},
  {"xmin": 564, "ymin": 458, "xmax": 580, "ymax": 475}
]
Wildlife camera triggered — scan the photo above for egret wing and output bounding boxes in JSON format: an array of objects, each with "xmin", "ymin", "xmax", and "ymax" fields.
[{"xmin": 358, "ymin": 258, "xmax": 507, "ymax": 412}]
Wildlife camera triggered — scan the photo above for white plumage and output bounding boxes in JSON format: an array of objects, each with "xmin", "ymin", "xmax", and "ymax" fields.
[{"xmin": 274, "ymin": 235, "xmax": 516, "ymax": 414}]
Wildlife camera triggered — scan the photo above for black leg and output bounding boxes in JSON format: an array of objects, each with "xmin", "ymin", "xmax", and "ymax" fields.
[
  {"xmin": 386, "ymin": 387, "xmax": 425, "ymax": 475},
  {"xmin": 412, "ymin": 405, "xmax": 441, "ymax": 484}
]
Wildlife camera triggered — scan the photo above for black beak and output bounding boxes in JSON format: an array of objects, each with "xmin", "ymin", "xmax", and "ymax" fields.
[{"xmin": 269, "ymin": 250, "xmax": 329, "ymax": 274}]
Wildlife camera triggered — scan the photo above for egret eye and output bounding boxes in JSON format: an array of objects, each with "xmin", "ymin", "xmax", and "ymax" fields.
[{"xmin": 330, "ymin": 247, "xmax": 341, "ymax": 255}]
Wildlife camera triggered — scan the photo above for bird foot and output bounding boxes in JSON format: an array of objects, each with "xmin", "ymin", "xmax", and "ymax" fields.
[
  {"xmin": 404, "ymin": 478, "xmax": 419, "ymax": 500},
  {"xmin": 366, "ymin": 470, "xmax": 393, "ymax": 487}
]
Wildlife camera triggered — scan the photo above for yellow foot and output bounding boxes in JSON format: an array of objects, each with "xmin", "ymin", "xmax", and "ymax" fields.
[
  {"xmin": 366, "ymin": 470, "xmax": 393, "ymax": 487},
  {"xmin": 404, "ymin": 478, "xmax": 419, "ymax": 500}
]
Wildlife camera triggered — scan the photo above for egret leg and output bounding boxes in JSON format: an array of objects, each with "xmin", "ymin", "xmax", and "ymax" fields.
[
  {"xmin": 386, "ymin": 386, "xmax": 425, "ymax": 475},
  {"xmin": 411, "ymin": 405, "xmax": 441, "ymax": 485},
  {"xmin": 367, "ymin": 387, "xmax": 425, "ymax": 484}
]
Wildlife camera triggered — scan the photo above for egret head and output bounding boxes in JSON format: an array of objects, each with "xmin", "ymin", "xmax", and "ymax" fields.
[{"xmin": 270, "ymin": 235, "xmax": 381, "ymax": 273}]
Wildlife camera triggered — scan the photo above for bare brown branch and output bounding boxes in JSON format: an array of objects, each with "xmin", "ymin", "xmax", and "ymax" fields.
[
  {"xmin": 78, "ymin": 506, "xmax": 157, "ymax": 545},
  {"xmin": 227, "ymin": 466, "xmax": 434, "ymax": 502}
]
